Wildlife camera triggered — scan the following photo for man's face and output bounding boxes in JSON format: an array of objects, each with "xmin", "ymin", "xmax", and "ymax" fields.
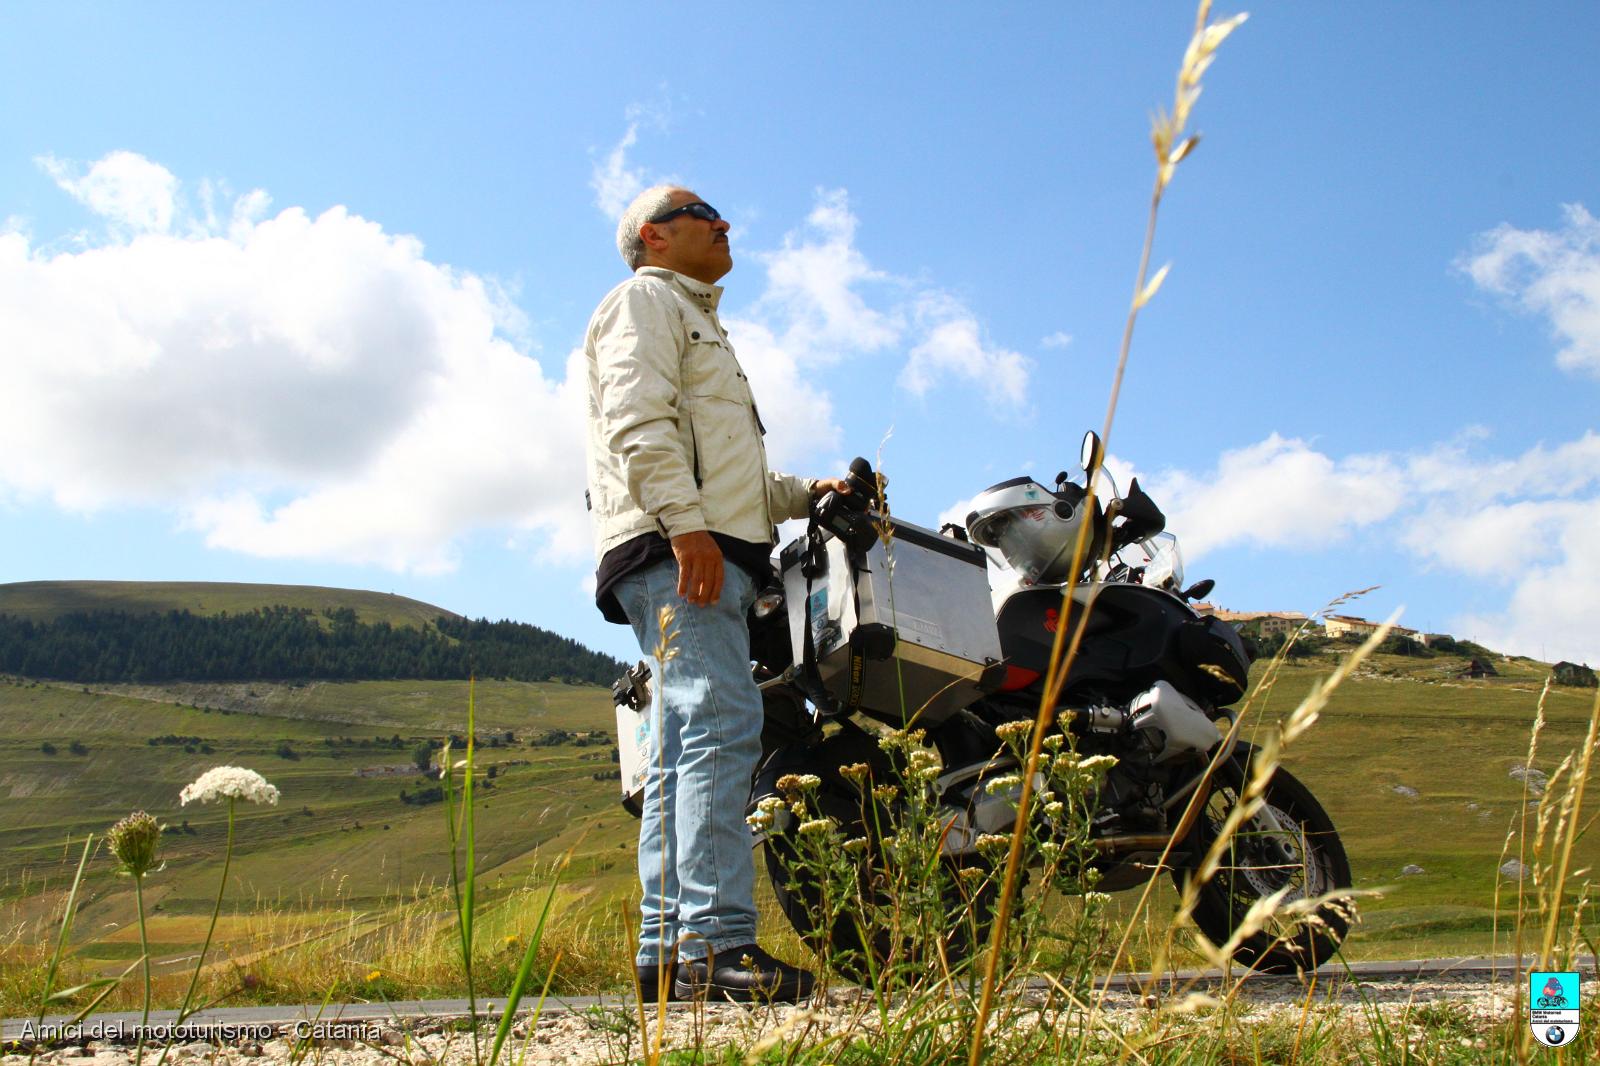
[{"xmin": 640, "ymin": 188, "xmax": 732, "ymax": 284}]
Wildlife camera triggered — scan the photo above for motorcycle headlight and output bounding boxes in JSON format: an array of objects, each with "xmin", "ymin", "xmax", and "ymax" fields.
[{"xmin": 753, "ymin": 588, "xmax": 785, "ymax": 619}]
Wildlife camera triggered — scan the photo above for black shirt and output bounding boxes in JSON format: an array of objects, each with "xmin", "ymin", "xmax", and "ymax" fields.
[{"xmin": 594, "ymin": 532, "xmax": 776, "ymax": 625}]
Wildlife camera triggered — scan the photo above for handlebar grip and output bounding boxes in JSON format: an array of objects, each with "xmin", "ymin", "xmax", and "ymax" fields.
[{"xmin": 846, "ymin": 456, "xmax": 880, "ymax": 506}]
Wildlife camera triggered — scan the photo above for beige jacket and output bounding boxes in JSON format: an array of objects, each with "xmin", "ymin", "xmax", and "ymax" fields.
[{"xmin": 583, "ymin": 267, "xmax": 815, "ymax": 560}]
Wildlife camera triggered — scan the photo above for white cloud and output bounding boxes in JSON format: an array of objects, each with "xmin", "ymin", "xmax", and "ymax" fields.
[
  {"xmin": 590, "ymin": 123, "xmax": 648, "ymax": 218},
  {"xmin": 1140, "ymin": 430, "xmax": 1600, "ymax": 663},
  {"xmin": 752, "ymin": 188, "xmax": 901, "ymax": 361},
  {"xmin": 4, "ymin": 149, "xmax": 1036, "ymax": 582},
  {"xmin": 589, "ymin": 100, "xmax": 678, "ymax": 219},
  {"xmin": 1449, "ymin": 499, "xmax": 1600, "ymax": 664},
  {"xmin": 1040, "ymin": 331, "xmax": 1073, "ymax": 349},
  {"xmin": 1460, "ymin": 203, "xmax": 1600, "ymax": 377},
  {"xmin": 720, "ymin": 315, "xmax": 840, "ymax": 470},
  {"xmin": 1148, "ymin": 434, "xmax": 1406, "ymax": 557},
  {"xmin": 901, "ymin": 293, "xmax": 1032, "ymax": 411},
  {"xmin": 1, "ymin": 152, "xmax": 589, "ymax": 574},
  {"xmin": 39, "ymin": 150, "xmax": 179, "ymax": 235},
  {"xmin": 750, "ymin": 188, "xmax": 1032, "ymax": 409}
]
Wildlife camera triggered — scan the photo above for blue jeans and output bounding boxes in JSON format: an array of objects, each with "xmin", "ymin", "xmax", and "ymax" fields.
[{"xmin": 615, "ymin": 557, "xmax": 762, "ymax": 965}]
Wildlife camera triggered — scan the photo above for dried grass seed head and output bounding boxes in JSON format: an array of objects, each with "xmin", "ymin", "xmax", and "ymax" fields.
[{"xmin": 108, "ymin": 810, "xmax": 162, "ymax": 876}]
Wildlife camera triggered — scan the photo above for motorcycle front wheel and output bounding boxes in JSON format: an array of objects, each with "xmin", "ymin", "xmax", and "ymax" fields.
[{"xmin": 1170, "ymin": 747, "xmax": 1354, "ymax": 974}]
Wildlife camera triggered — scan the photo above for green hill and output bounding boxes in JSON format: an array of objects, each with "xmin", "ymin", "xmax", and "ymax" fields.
[
  {"xmin": 0, "ymin": 580, "xmax": 458, "ymax": 628},
  {"xmin": 0, "ymin": 581, "xmax": 625, "ymax": 685}
]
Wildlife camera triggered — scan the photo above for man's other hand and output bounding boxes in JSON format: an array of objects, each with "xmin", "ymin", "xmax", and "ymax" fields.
[
  {"xmin": 811, "ymin": 478, "xmax": 852, "ymax": 498},
  {"xmin": 671, "ymin": 530, "xmax": 724, "ymax": 607}
]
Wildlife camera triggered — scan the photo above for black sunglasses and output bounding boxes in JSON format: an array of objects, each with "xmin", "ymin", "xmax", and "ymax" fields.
[{"xmin": 647, "ymin": 201, "xmax": 721, "ymax": 225}]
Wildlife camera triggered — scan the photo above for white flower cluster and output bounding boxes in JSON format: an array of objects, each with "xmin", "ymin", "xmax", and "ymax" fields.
[
  {"xmin": 907, "ymin": 747, "xmax": 942, "ymax": 783},
  {"xmin": 180, "ymin": 766, "xmax": 280, "ymax": 807},
  {"xmin": 745, "ymin": 796, "xmax": 789, "ymax": 831},
  {"xmin": 993, "ymin": 720, "xmax": 1033, "ymax": 743},
  {"xmin": 984, "ymin": 773, "xmax": 1024, "ymax": 796}
]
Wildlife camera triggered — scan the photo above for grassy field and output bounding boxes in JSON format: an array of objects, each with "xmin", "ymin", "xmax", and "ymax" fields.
[
  {"xmin": 0, "ymin": 580, "xmax": 458, "ymax": 627},
  {"xmin": 0, "ymin": 674, "xmax": 640, "ymax": 1007},
  {"xmin": 2, "ymin": 639, "xmax": 1597, "ymax": 1013}
]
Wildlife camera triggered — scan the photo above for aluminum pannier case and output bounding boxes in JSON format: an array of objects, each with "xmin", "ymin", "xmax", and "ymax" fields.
[{"xmin": 779, "ymin": 517, "xmax": 1004, "ymax": 725}]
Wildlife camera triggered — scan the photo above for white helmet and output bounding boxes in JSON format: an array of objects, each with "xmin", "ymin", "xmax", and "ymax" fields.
[{"xmin": 966, "ymin": 477, "xmax": 1099, "ymax": 585}]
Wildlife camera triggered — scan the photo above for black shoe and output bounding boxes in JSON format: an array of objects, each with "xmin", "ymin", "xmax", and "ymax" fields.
[
  {"xmin": 635, "ymin": 959, "xmax": 681, "ymax": 1002},
  {"xmin": 672, "ymin": 944, "xmax": 816, "ymax": 1003}
]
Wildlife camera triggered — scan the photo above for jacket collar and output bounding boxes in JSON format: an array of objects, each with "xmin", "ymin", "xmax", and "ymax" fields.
[{"xmin": 635, "ymin": 266, "xmax": 724, "ymax": 311}]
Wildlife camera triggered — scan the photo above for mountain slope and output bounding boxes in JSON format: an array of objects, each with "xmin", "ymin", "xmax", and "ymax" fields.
[{"xmin": 0, "ymin": 580, "xmax": 458, "ymax": 628}]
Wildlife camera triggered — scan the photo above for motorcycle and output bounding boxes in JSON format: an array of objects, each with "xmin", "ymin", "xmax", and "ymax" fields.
[{"xmin": 612, "ymin": 431, "xmax": 1353, "ymax": 975}]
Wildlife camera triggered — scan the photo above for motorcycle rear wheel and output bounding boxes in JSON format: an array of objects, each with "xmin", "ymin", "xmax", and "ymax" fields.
[{"xmin": 1171, "ymin": 749, "xmax": 1354, "ymax": 974}]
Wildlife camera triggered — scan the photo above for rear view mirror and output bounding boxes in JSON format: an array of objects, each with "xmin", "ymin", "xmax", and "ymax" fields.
[{"xmin": 1080, "ymin": 431, "xmax": 1104, "ymax": 479}]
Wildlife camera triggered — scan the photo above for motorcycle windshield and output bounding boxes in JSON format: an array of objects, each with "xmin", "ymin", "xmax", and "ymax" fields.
[{"xmin": 1139, "ymin": 533, "xmax": 1184, "ymax": 592}]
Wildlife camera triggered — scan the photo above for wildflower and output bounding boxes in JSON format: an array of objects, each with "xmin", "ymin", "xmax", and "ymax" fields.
[
  {"xmin": 1043, "ymin": 800, "xmax": 1065, "ymax": 818},
  {"xmin": 776, "ymin": 773, "xmax": 821, "ymax": 794},
  {"xmin": 871, "ymin": 784, "xmax": 899, "ymax": 804},
  {"xmin": 746, "ymin": 809, "xmax": 774, "ymax": 830},
  {"xmin": 1078, "ymin": 754, "xmax": 1117, "ymax": 773},
  {"xmin": 958, "ymin": 866, "xmax": 987, "ymax": 884},
  {"xmin": 839, "ymin": 762, "xmax": 871, "ymax": 784},
  {"xmin": 842, "ymin": 837, "xmax": 869, "ymax": 855},
  {"xmin": 1039, "ymin": 841, "xmax": 1062, "ymax": 862},
  {"xmin": 984, "ymin": 773, "xmax": 1024, "ymax": 796},
  {"xmin": 108, "ymin": 811, "xmax": 162, "ymax": 877},
  {"xmin": 799, "ymin": 818, "xmax": 835, "ymax": 836},
  {"xmin": 975, "ymin": 833, "xmax": 1012, "ymax": 855},
  {"xmin": 1042, "ymin": 733, "xmax": 1065, "ymax": 752},
  {"xmin": 907, "ymin": 748, "xmax": 943, "ymax": 782},
  {"xmin": 994, "ymin": 720, "xmax": 1032, "ymax": 742},
  {"xmin": 878, "ymin": 728, "xmax": 926, "ymax": 753},
  {"xmin": 1083, "ymin": 892, "xmax": 1113, "ymax": 907},
  {"xmin": 180, "ymin": 766, "xmax": 280, "ymax": 807},
  {"xmin": 366, "ymin": 969, "xmax": 383, "ymax": 982}
]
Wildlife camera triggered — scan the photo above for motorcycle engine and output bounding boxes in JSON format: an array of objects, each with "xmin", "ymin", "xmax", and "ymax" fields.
[{"xmin": 1126, "ymin": 681, "xmax": 1222, "ymax": 763}]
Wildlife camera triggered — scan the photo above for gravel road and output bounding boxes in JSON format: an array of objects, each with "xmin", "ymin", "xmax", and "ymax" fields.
[{"xmin": 1, "ymin": 960, "xmax": 1552, "ymax": 1065}]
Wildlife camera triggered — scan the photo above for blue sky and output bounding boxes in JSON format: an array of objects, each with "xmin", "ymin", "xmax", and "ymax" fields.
[{"xmin": 2, "ymin": 3, "xmax": 1598, "ymax": 665}]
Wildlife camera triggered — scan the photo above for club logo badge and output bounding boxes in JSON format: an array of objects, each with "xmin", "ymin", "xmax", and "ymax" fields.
[{"xmin": 1530, "ymin": 971, "xmax": 1580, "ymax": 1046}]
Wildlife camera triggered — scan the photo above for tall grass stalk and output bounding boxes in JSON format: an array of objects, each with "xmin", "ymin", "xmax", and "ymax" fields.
[
  {"xmin": 32, "ymin": 834, "xmax": 93, "ymax": 1025},
  {"xmin": 441, "ymin": 679, "xmax": 482, "ymax": 1066},
  {"xmin": 968, "ymin": 5, "xmax": 1246, "ymax": 1063},
  {"xmin": 173, "ymin": 798, "xmax": 233, "ymax": 1026}
]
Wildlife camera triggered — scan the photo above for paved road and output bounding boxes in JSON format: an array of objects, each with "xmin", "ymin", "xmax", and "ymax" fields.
[{"xmin": 4, "ymin": 955, "xmax": 1583, "ymax": 1043}]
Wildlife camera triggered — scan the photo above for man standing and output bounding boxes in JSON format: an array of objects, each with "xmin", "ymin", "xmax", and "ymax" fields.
[{"xmin": 583, "ymin": 185, "xmax": 843, "ymax": 1002}]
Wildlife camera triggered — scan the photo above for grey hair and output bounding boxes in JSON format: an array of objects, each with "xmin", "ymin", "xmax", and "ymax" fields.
[{"xmin": 616, "ymin": 184, "xmax": 684, "ymax": 270}]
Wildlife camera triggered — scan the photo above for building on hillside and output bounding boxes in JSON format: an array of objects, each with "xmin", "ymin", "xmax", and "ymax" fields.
[
  {"xmin": 1553, "ymin": 661, "xmax": 1598, "ymax": 688},
  {"xmin": 1190, "ymin": 601, "xmax": 1218, "ymax": 617},
  {"xmin": 1210, "ymin": 608, "xmax": 1312, "ymax": 638},
  {"xmin": 1323, "ymin": 614, "xmax": 1378, "ymax": 639},
  {"xmin": 1323, "ymin": 613, "xmax": 1424, "ymax": 644}
]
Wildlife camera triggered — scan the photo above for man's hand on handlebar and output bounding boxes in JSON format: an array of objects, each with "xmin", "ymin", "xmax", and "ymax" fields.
[{"xmin": 812, "ymin": 478, "xmax": 852, "ymax": 498}]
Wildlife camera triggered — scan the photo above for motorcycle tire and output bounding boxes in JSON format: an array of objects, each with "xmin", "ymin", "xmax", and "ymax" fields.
[
  {"xmin": 762, "ymin": 786, "xmax": 1002, "ymax": 982},
  {"xmin": 1170, "ymin": 746, "xmax": 1354, "ymax": 974}
]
